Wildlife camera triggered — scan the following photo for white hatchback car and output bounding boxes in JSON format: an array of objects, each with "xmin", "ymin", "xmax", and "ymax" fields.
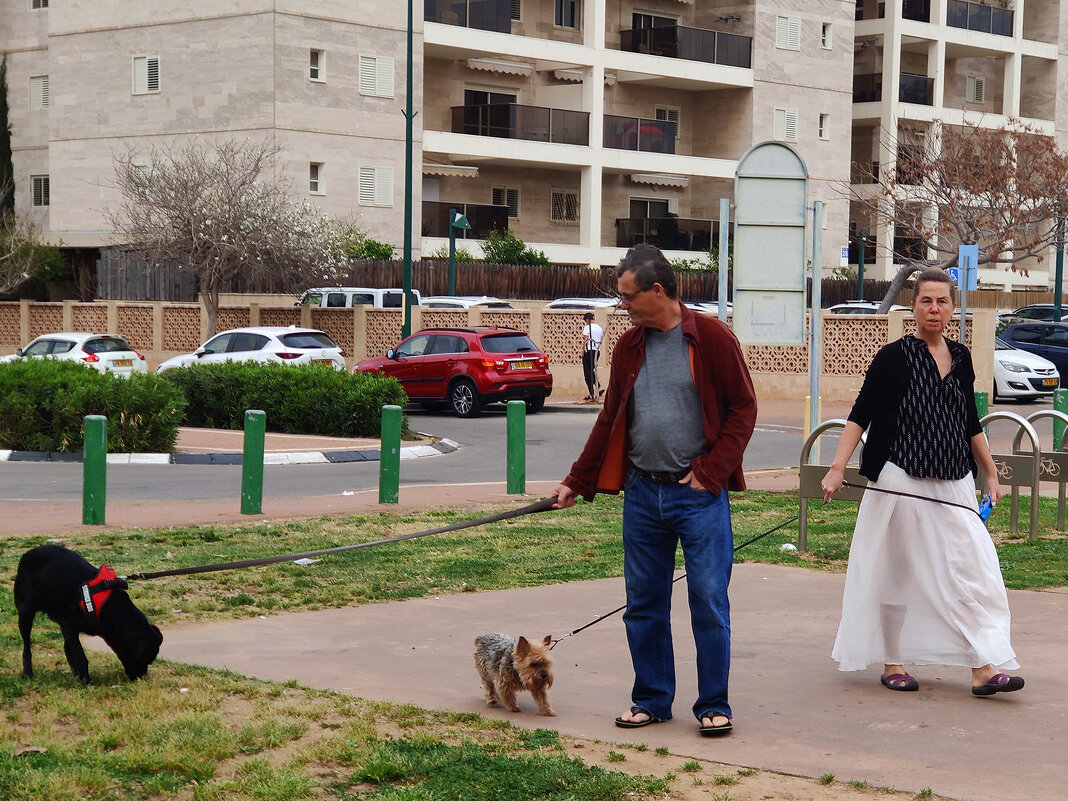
[
  {"xmin": 0, "ymin": 332, "xmax": 147, "ymax": 376},
  {"xmin": 422, "ymin": 295, "xmax": 513, "ymax": 310},
  {"xmin": 993, "ymin": 336, "xmax": 1060, "ymax": 401},
  {"xmin": 827, "ymin": 301, "xmax": 910, "ymax": 315},
  {"xmin": 156, "ymin": 326, "xmax": 346, "ymax": 372},
  {"xmin": 545, "ymin": 297, "xmax": 620, "ymax": 311}
]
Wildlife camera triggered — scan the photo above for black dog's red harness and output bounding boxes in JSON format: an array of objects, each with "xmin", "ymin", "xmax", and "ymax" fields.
[{"xmin": 78, "ymin": 564, "xmax": 128, "ymax": 623}]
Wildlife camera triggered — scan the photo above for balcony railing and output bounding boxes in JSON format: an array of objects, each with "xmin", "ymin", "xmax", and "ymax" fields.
[
  {"xmin": 619, "ymin": 25, "xmax": 752, "ymax": 68},
  {"xmin": 899, "ymin": 73, "xmax": 934, "ymax": 105},
  {"xmin": 615, "ymin": 217, "xmax": 713, "ymax": 251},
  {"xmin": 422, "ymin": 201, "xmax": 508, "ymax": 239},
  {"xmin": 853, "ymin": 74, "xmax": 882, "ymax": 103},
  {"xmin": 424, "ymin": 0, "xmax": 511, "ymax": 32},
  {"xmin": 451, "ymin": 103, "xmax": 589, "ymax": 145},
  {"xmin": 603, "ymin": 115, "xmax": 676, "ymax": 153},
  {"xmin": 946, "ymin": 0, "xmax": 1013, "ymax": 36},
  {"xmin": 903, "ymin": 0, "xmax": 931, "ymax": 22}
]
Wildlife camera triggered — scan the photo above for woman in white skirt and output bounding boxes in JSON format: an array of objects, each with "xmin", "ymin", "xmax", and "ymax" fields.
[{"xmin": 821, "ymin": 269, "xmax": 1024, "ymax": 697}]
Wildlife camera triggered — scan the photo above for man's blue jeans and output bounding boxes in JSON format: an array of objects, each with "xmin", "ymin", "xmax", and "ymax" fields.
[{"xmin": 622, "ymin": 468, "xmax": 734, "ymax": 722}]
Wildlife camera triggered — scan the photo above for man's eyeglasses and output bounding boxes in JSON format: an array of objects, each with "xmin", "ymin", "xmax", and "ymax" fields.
[{"xmin": 616, "ymin": 286, "xmax": 653, "ymax": 304}]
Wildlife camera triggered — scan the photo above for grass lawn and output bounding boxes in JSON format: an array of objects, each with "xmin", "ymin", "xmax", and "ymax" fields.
[{"xmin": 0, "ymin": 490, "xmax": 1061, "ymax": 800}]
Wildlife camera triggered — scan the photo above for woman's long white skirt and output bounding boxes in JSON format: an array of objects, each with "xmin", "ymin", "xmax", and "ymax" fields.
[{"xmin": 831, "ymin": 462, "xmax": 1019, "ymax": 672}]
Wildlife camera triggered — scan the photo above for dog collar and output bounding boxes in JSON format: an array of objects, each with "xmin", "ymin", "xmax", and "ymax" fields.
[{"xmin": 78, "ymin": 564, "xmax": 128, "ymax": 623}]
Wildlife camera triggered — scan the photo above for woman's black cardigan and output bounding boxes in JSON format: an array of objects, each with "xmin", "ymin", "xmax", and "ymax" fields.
[{"xmin": 847, "ymin": 337, "xmax": 984, "ymax": 482}]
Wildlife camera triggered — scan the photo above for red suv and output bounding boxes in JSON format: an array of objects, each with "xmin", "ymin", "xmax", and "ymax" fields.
[{"xmin": 354, "ymin": 327, "xmax": 552, "ymax": 417}]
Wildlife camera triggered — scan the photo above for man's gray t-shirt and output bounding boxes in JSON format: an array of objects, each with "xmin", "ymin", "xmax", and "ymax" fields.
[{"xmin": 628, "ymin": 323, "xmax": 706, "ymax": 473}]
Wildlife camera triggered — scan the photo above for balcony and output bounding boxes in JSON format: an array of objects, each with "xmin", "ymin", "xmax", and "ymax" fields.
[
  {"xmin": 422, "ymin": 201, "xmax": 508, "ymax": 239},
  {"xmin": 899, "ymin": 73, "xmax": 934, "ymax": 105},
  {"xmin": 615, "ymin": 217, "xmax": 713, "ymax": 251},
  {"xmin": 451, "ymin": 103, "xmax": 590, "ymax": 146},
  {"xmin": 853, "ymin": 74, "xmax": 882, "ymax": 103},
  {"xmin": 424, "ymin": 0, "xmax": 511, "ymax": 33},
  {"xmin": 947, "ymin": 0, "xmax": 1013, "ymax": 36},
  {"xmin": 603, "ymin": 116, "xmax": 676, "ymax": 153},
  {"xmin": 619, "ymin": 25, "xmax": 752, "ymax": 68},
  {"xmin": 903, "ymin": 0, "xmax": 931, "ymax": 22}
]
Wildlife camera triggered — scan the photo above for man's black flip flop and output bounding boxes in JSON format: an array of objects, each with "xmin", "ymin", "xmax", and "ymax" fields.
[{"xmin": 614, "ymin": 706, "xmax": 659, "ymax": 728}]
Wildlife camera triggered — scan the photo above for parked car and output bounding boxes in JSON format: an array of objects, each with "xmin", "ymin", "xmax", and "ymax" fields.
[
  {"xmin": 999, "ymin": 322, "xmax": 1068, "ymax": 381},
  {"xmin": 422, "ymin": 295, "xmax": 513, "ymax": 310},
  {"xmin": 354, "ymin": 326, "xmax": 552, "ymax": 417},
  {"xmin": 684, "ymin": 301, "xmax": 732, "ymax": 315},
  {"xmin": 545, "ymin": 297, "xmax": 619, "ymax": 311},
  {"xmin": 827, "ymin": 301, "xmax": 910, "ymax": 315},
  {"xmin": 993, "ymin": 336, "xmax": 1060, "ymax": 400},
  {"xmin": 0, "ymin": 332, "xmax": 147, "ymax": 376},
  {"xmin": 296, "ymin": 287, "xmax": 422, "ymax": 309},
  {"xmin": 156, "ymin": 326, "xmax": 346, "ymax": 372},
  {"xmin": 998, "ymin": 304, "xmax": 1065, "ymax": 325}
]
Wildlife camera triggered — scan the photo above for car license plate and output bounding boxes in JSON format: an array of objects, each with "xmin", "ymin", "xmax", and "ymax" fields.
[
  {"xmin": 316, "ymin": 359, "xmax": 334, "ymax": 366},
  {"xmin": 1043, "ymin": 377, "xmax": 1058, "ymax": 387},
  {"xmin": 114, "ymin": 359, "xmax": 132, "ymax": 367},
  {"xmin": 511, "ymin": 360, "xmax": 534, "ymax": 370}
]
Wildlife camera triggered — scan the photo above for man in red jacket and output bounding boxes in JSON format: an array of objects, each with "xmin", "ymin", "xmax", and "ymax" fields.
[{"xmin": 553, "ymin": 243, "xmax": 756, "ymax": 737}]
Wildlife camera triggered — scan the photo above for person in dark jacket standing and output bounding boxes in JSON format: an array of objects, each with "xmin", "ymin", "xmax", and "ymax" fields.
[
  {"xmin": 553, "ymin": 243, "xmax": 757, "ymax": 736},
  {"xmin": 821, "ymin": 268, "xmax": 1023, "ymax": 697}
]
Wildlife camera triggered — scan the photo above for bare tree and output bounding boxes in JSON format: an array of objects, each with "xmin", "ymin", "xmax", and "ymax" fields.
[
  {"xmin": 109, "ymin": 137, "xmax": 354, "ymax": 333},
  {"xmin": 849, "ymin": 119, "xmax": 1068, "ymax": 310},
  {"xmin": 0, "ymin": 175, "xmax": 47, "ymax": 296}
]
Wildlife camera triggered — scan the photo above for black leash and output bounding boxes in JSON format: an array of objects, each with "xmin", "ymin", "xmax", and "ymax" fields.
[
  {"xmin": 549, "ymin": 513, "xmax": 801, "ymax": 649},
  {"xmin": 123, "ymin": 497, "xmax": 557, "ymax": 581},
  {"xmin": 841, "ymin": 480, "xmax": 984, "ymax": 519}
]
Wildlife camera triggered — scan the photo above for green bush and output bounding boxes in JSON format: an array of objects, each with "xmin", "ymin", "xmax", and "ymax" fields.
[
  {"xmin": 480, "ymin": 229, "xmax": 550, "ymax": 266},
  {"xmin": 344, "ymin": 237, "xmax": 396, "ymax": 260},
  {"xmin": 160, "ymin": 362, "xmax": 408, "ymax": 437},
  {"xmin": 0, "ymin": 360, "xmax": 186, "ymax": 452}
]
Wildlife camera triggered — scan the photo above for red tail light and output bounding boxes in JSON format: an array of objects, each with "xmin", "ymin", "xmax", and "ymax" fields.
[
  {"xmin": 276, "ymin": 352, "xmax": 302, "ymax": 360},
  {"xmin": 537, "ymin": 356, "xmax": 548, "ymax": 367},
  {"xmin": 81, "ymin": 353, "xmax": 100, "ymax": 363},
  {"xmin": 134, "ymin": 351, "xmax": 145, "ymax": 360}
]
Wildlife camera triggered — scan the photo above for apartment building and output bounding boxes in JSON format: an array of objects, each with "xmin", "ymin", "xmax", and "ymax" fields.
[
  {"xmin": 11, "ymin": 1, "xmax": 1056, "ymax": 284},
  {"xmin": 851, "ymin": 0, "xmax": 1068, "ymax": 287}
]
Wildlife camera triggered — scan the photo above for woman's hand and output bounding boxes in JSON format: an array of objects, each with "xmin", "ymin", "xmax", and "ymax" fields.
[{"xmin": 821, "ymin": 466, "xmax": 846, "ymax": 503}]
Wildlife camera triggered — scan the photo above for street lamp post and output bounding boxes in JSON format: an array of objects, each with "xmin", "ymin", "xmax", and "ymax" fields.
[
  {"xmin": 448, "ymin": 208, "xmax": 471, "ymax": 296},
  {"xmin": 856, "ymin": 228, "xmax": 867, "ymax": 301},
  {"xmin": 1056, "ymin": 211, "xmax": 1065, "ymax": 323},
  {"xmin": 401, "ymin": 0, "xmax": 416, "ymax": 337}
]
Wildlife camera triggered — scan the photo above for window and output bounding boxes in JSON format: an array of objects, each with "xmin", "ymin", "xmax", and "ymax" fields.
[
  {"xmin": 30, "ymin": 75, "xmax": 49, "ymax": 109},
  {"xmin": 491, "ymin": 186, "xmax": 519, "ymax": 218},
  {"xmin": 966, "ymin": 75, "xmax": 985, "ymax": 103},
  {"xmin": 775, "ymin": 16, "xmax": 801, "ymax": 50},
  {"xmin": 551, "ymin": 189, "xmax": 579, "ymax": 224},
  {"xmin": 510, "ymin": 0, "xmax": 521, "ymax": 21},
  {"xmin": 655, "ymin": 106, "xmax": 681, "ymax": 139},
  {"xmin": 358, "ymin": 166, "xmax": 393, "ymax": 206},
  {"xmin": 31, "ymin": 0, "xmax": 48, "ymax": 8},
  {"xmin": 555, "ymin": 0, "xmax": 578, "ymax": 29},
  {"xmin": 132, "ymin": 55, "xmax": 160, "ymax": 94},
  {"xmin": 359, "ymin": 55, "xmax": 395, "ymax": 97},
  {"xmin": 31, "ymin": 175, "xmax": 50, "ymax": 207},
  {"xmin": 774, "ymin": 108, "xmax": 798, "ymax": 143},
  {"xmin": 821, "ymin": 22, "xmax": 833, "ymax": 49},
  {"xmin": 309, "ymin": 49, "xmax": 323, "ymax": 81},
  {"xmin": 309, "ymin": 163, "xmax": 323, "ymax": 194},
  {"xmin": 818, "ymin": 113, "xmax": 830, "ymax": 140}
]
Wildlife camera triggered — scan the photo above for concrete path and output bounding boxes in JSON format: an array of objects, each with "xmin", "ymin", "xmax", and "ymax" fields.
[{"xmin": 147, "ymin": 564, "xmax": 1066, "ymax": 801}]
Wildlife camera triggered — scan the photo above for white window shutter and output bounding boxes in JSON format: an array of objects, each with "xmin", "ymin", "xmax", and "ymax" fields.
[
  {"xmin": 133, "ymin": 55, "xmax": 160, "ymax": 93},
  {"xmin": 776, "ymin": 16, "xmax": 800, "ymax": 50},
  {"xmin": 374, "ymin": 167, "xmax": 393, "ymax": 206},
  {"xmin": 147, "ymin": 57, "xmax": 160, "ymax": 91},
  {"xmin": 359, "ymin": 167, "xmax": 376, "ymax": 205},
  {"xmin": 376, "ymin": 57, "xmax": 394, "ymax": 98},
  {"xmin": 967, "ymin": 75, "xmax": 985, "ymax": 103},
  {"xmin": 784, "ymin": 108, "xmax": 798, "ymax": 142},
  {"xmin": 774, "ymin": 108, "xmax": 798, "ymax": 143},
  {"xmin": 359, "ymin": 56, "xmax": 377, "ymax": 96},
  {"xmin": 30, "ymin": 76, "xmax": 49, "ymax": 109}
]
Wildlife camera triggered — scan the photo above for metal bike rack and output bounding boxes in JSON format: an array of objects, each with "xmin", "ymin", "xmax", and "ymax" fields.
[
  {"xmin": 798, "ymin": 419, "xmax": 867, "ymax": 552},
  {"xmin": 982, "ymin": 411, "xmax": 1041, "ymax": 541},
  {"xmin": 1016, "ymin": 409, "xmax": 1068, "ymax": 531}
]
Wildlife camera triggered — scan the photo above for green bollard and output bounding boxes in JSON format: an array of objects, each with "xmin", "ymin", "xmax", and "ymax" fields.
[
  {"xmin": 1055, "ymin": 389, "xmax": 1068, "ymax": 451},
  {"xmin": 507, "ymin": 400, "xmax": 526, "ymax": 495},
  {"xmin": 379, "ymin": 405, "xmax": 402, "ymax": 504},
  {"xmin": 241, "ymin": 410, "xmax": 266, "ymax": 515},
  {"xmin": 82, "ymin": 415, "xmax": 107, "ymax": 525}
]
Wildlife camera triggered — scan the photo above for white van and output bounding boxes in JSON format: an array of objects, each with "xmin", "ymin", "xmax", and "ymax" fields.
[{"xmin": 297, "ymin": 287, "xmax": 422, "ymax": 309}]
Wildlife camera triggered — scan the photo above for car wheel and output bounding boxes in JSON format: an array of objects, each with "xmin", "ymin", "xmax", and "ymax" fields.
[
  {"xmin": 524, "ymin": 394, "xmax": 546, "ymax": 413},
  {"xmin": 449, "ymin": 378, "xmax": 482, "ymax": 417}
]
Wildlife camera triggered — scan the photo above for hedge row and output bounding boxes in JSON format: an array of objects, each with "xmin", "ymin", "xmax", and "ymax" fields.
[
  {"xmin": 159, "ymin": 361, "xmax": 408, "ymax": 438},
  {"xmin": 0, "ymin": 360, "xmax": 186, "ymax": 453}
]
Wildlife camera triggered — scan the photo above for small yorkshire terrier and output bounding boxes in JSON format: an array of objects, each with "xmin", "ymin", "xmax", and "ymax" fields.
[{"xmin": 473, "ymin": 633, "xmax": 556, "ymax": 717}]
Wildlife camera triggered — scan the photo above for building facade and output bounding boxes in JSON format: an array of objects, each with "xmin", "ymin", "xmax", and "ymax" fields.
[{"xmin": 2, "ymin": 1, "xmax": 1064, "ymax": 285}]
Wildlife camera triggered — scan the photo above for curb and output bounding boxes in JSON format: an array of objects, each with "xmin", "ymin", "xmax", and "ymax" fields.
[{"xmin": 0, "ymin": 438, "xmax": 460, "ymax": 467}]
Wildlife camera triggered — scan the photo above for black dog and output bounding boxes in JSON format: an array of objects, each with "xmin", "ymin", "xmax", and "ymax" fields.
[{"xmin": 15, "ymin": 545, "xmax": 163, "ymax": 684}]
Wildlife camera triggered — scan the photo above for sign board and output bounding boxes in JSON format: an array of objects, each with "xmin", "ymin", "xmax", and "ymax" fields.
[
  {"xmin": 732, "ymin": 142, "xmax": 809, "ymax": 345},
  {"xmin": 840, "ymin": 245, "xmax": 849, "ymax": 267},
  {"xmin": 958, "ymin": 244, "xmax": 979, "ymax": 291}
]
